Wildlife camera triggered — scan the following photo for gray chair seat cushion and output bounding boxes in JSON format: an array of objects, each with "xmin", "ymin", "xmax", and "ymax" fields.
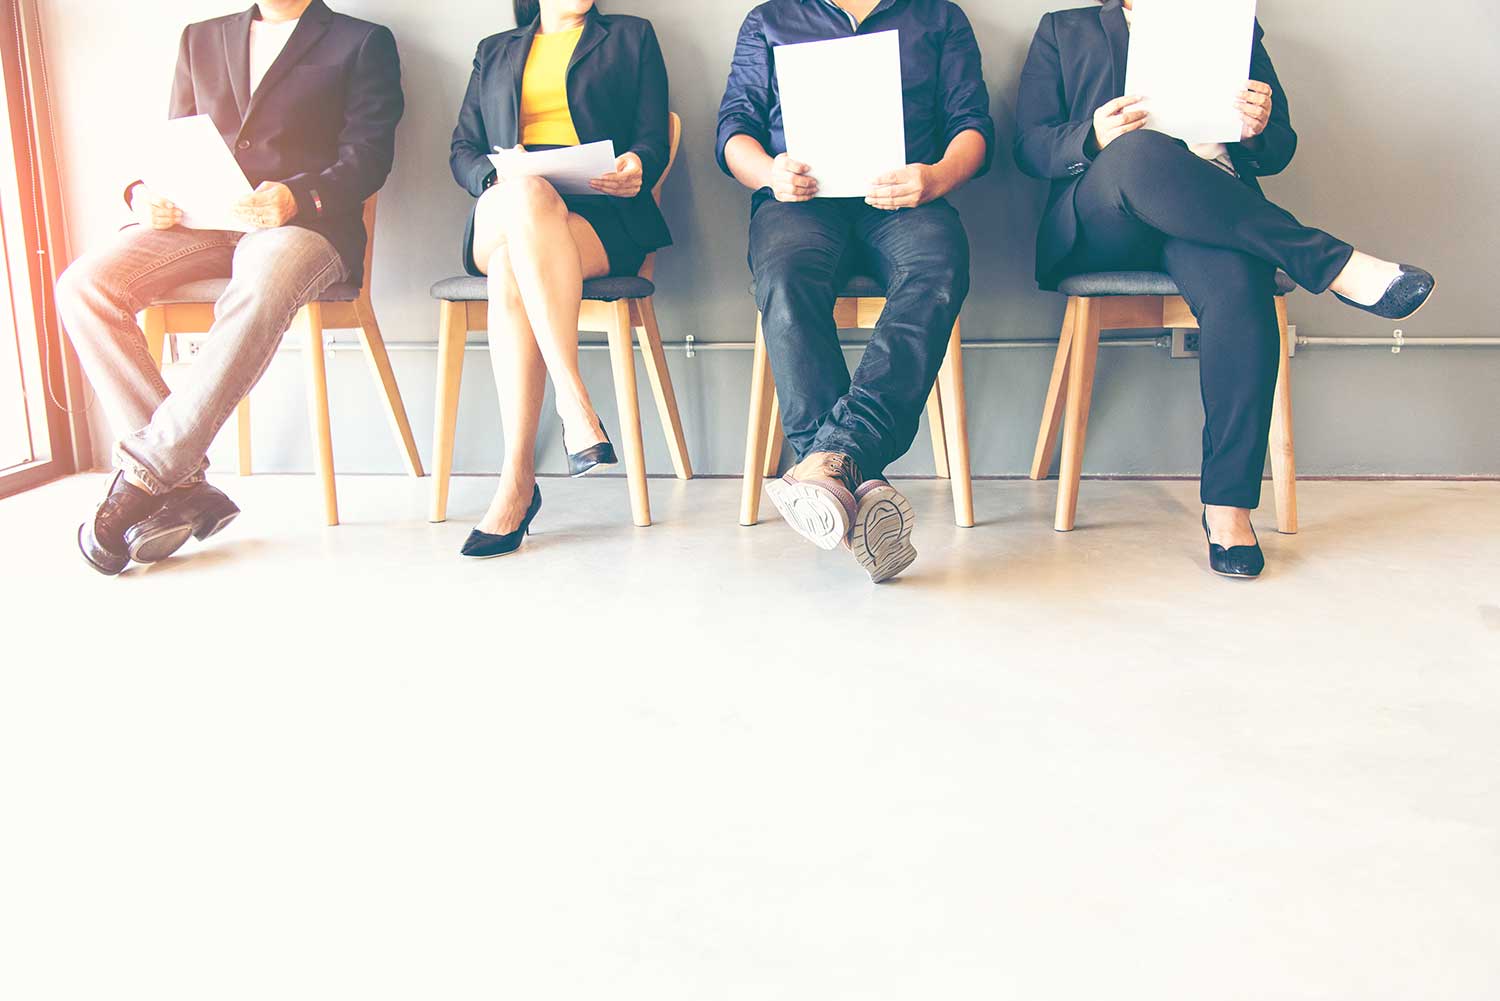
[
  {"xmin": 154, "ymin": 278, "xmax": 361, "ymax": 304},
  {"xmin": 1058, "ymin": 270, "xmax": 1297, "ymax": 298},
  {"xmin": 839, "ymin": 274, "xmax": 887, "ymax": 298},
  {"xmin": 431, "ymin": 275, "xmax": 656, "ymax": 303}
]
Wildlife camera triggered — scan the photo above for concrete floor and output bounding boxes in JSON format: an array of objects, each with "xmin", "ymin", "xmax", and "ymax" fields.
[{"xmin": 3, "ymin": 473, "xmax": 1498, "ymax": 1000}]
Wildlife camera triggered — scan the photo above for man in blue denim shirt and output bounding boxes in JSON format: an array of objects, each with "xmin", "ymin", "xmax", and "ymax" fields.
[{"xmin": 717, "ymin": 0, "xmax": 993, "ymax": 583}]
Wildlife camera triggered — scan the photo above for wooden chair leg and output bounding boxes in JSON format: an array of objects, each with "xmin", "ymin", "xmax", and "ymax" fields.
[
  {"xmin": 1055, "ymin": 298, "xmax": 1100, "ymax": 533},
  {"xmin": 354, "ymin": 297, "xmax": 425, "ymax": 478},
  {"xmin": 1269, "ymin": 297, "xmax": 1298, "ymax": 535},
  {"xmin": 927, "ymin": 383, "xmax": 950, "ymax": 479},
  {"xmin": 763, "ymin": 390, "xmax": 784, "ymax": 478},
  {"xmin": 937, "ymin": 318, "xmax": 974, "ymax": 528},
  {"xmin": 633, "ymin": 297, "xmax": 693, "ymax": 481},
  {"xmin": 141, "ymin": 307, "xmax": 166, "ymax": 367},
  {"xmin": 297, "ymin": 302, "xmax": 338, "ymax": 526},
  {"xmin": 235, "ymin": 397, "xmax": 252, "ymax": 476},
  {"xmin": 1031, "ymin": 297, "xmax": 1077, "ymax": 480},
  {"xmin": 740, "ymin": 315, "xmax": 776, "ymax": 526},
  {"xmin": 429, "ymin": 300, "xmax": 467, "ymax": 524},
  {"xmin": 607, "ymin": 299, "xmax": 651, "ymax": 527}
]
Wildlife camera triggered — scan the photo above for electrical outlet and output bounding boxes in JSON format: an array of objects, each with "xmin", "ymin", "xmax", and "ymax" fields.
[{"xmin": 1170, "ymin": 329, "xmax": 1200, "ymax": 359}]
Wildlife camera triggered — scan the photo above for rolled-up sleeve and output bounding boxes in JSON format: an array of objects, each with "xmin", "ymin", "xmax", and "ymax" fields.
[
  {"xmin": 937, "ymin": 4, "xmax": 995, "ymax": 176},
  {"xmin": 715, "ymin": 9, "xmax": 773, "ymax": 176}
]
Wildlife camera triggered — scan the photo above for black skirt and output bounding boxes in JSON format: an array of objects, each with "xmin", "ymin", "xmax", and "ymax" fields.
[{"xmin": 461, "ymin": 191, "xmax": 650, "ymax": 280}]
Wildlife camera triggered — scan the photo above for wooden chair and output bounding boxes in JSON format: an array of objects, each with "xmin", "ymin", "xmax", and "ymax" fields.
[
  {"xmin": 139, "ymin": 195, "xmax": 424, "ymax": 526},
  {"xmin": 1030, "ymin": 270, "xmax": 1298, "ymax": 534},
  {"xmin": 427, "ymin": 112, "xmax": 691, "ymax": 529},
  {"xmin": 740, "ymin": 280, "xmax": 974, "ymax": 528}
]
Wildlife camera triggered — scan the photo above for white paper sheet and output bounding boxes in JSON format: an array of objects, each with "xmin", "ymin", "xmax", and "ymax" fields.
[
  {"xmin": 773, "ymin": 30, "xmax": 907, "ymax": 198},
  {"xmin": 488, "ymin": 140, "xmax": 619, "ymax": 196},
  {"xmin": 141, "ymin": 115, "xmax": 255, "ymax": 232},
  {"xmin": 1124, "ymin": 0, "xmax": 1258, "ymax": 145}
]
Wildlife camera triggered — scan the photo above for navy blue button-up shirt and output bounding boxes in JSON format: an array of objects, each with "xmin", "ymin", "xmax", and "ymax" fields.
[{"xmin": 716, "ymin": 0, "xmax": 995, "ymax": 183}]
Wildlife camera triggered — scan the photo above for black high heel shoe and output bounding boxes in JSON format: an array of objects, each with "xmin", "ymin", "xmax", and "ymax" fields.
[
  {"xmin": 1203, "ymin": 512, "xmax": 1265, "ymax": 579},
  {"xmin": 565, "ymin": 420, "xmax": 617, "ymax": 478},
  {"xmin": 461, "ymin": 485, "xmax": 542, "ymax": 559},
  {"xmin": 1333, "ymin": 264, "xmax": 1436, "ymax": 320}
]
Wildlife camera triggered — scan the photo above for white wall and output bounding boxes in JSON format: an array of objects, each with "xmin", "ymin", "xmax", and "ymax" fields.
[{"xmin": 42, "ymin": 0, "xmax": 1500, "ymax": 479}]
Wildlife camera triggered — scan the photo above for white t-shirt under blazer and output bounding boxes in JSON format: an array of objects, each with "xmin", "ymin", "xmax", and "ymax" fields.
[{"xmin": 249, "ymin": 17, "xmax": 300, "ymax": 94}]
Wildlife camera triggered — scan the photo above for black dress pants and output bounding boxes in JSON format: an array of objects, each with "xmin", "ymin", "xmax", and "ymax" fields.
[
  {"xmin": 1063, "ymin": 129, "xmax": 1355, "ymax": 509},
  {"xmin": 748, "ymin": 196, "xmax": 970, "ymax": 478}
]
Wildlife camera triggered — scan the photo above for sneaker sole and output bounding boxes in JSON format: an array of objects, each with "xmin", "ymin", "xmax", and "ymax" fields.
[
  {"xmin": 126, "ymin": 523, "xmax": 195, "ymax": 564},
  {"xmin": 850, "ymin": 485, "xmax": 917, "ymax": 583},
  {"xmin": 765, "ymin": 478, "xmax": 852, "ymax": 551}
]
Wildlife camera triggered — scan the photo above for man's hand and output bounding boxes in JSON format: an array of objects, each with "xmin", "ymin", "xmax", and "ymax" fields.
[
  {"xmin": 130, "ymin": 185, "xmax": 182, "ymax": 230},
  {"xmin": 590, "ymin": 151, "xmax": 644, "ymax": 198},
  {"xmin": 866, "ymin": 163, "xmax": 943, "ymax": 211},
  {"xmin": 770, "ymin": 153, "xmax": 818, "ymax": 202},
  {"xmin": 1091, "ymin": 95, "xmax": 1148, "ymax": 152},
  {"xmin": 233, "ymin": 181, "xmax": 299, "ymax": 229},
  {"xmin": 1236, "ymin": 80, "xmax": 1273, "ymax": 142}
]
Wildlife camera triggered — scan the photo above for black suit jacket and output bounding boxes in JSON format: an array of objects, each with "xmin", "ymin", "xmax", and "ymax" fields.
[
  {"xmin": 144, "ymin": 0, "xmax": 403, "ymax": 284},
  {"xmin": 1015, "ymin": 0, "xmax": 1297, "ymax": 288},
  {"xmin": 450, "ymin": 7, "xmax": 672, "ymax": 254}
]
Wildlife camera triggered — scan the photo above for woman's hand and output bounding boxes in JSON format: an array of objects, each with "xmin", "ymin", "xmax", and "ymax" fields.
[
  {"xmin": 1237, "ymin": 80, "xmax": 1273, "ymax": 141},
  {"xmin": 866, "ymin": 164, "xmax": 941, "ymax": 211},
  {"xmin": 590, "ymin": 152, "xmax": 644, "ymax": 198},
  {"xmin": 1092, "ymin": 95, "xmax": 1148, "ymax": 152},
  {"xmin": 129, "ymin": 185, "xmax": 182, "ymax": 230},
  {"xmin": 769, "ymin": 153, "xmax": 818, "ymax": 202}
]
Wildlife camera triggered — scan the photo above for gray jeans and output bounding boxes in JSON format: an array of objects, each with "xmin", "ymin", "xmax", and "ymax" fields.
[{"xmin": 55, "ymin": 224, "xmax": 347, "ymax": 494}]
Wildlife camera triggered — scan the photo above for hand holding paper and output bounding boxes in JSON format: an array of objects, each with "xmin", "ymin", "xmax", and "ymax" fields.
[
  {"xmin": 141, "ymin": 115, "xmax": 256, "ymax": 232},
  {"xmin": 488, "ymin": 141, "xmax": 619, "ymax": 197},
  {"xmin": 589, "ymin": 151, "xmax": 644, "ymax": 198},
  {"xmin": 233, "ymin": 181, "xmax": 299, "ymax": 230},
  {"xmin": 129, "ymin": 186, "xmax": 183, "ymax": 231},
  {"xmin": 773, "ymin": 30, "xmax": 906, "ymax": 198}
]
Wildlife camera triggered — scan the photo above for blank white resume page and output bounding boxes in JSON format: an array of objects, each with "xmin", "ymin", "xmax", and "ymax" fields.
[
  {"xmin": 1124, "ymin": 0, "xmax": 1258, "ymax": 145},
  {"xmin": 773, "ymin": 30, "xmax": 907, "ymax": 198}
]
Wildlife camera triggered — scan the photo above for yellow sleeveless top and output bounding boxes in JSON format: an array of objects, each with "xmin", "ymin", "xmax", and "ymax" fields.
[{"xmin": 519, "ymin": 27, "xmax": 583, "ymax": 147}]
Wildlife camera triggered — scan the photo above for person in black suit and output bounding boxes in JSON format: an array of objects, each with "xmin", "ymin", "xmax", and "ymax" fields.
[
  {"xmin": 1016, "ymin": 0, "xmax": 1435, "ymax": 578},
  {"xmin": 55, "ymin": 0, "xmax": 403, "ymax": 576},
  {"xmin": 449, "ymin": 1, "xmax": 671, "ymax": 559}
]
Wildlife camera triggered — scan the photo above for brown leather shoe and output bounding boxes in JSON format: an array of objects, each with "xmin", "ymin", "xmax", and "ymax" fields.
[{"xmin": 764, "ymin": 452, "xmax": 863, "ymax": 550}]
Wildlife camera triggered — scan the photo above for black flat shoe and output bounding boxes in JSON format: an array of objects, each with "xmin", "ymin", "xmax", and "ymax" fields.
[
  {"xmin": 1203, "ymin": 512, "xmax": 1265, "ymax": 579},
  {"xmin": 461, "ymin": 485, "xmax": 542, "ymax": 559},
  {"xmin": 565, "ymin": 420, "xmax": 617, "ymax": 477},
  {"xmin": 1333, "ymin": 264, "xmax": 1436, "ymax": 320}
]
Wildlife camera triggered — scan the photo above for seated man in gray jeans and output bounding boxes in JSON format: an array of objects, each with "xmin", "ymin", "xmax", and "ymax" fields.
[{"xmin": 55, "ymin": 0, "xmax": 403, "ymax": 575}]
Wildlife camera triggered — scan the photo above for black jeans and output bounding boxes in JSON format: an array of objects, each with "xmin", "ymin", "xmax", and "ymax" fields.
[
  {"xmin": 1063, "ymin": 130, "xmax": 1355, "ymax": 509},
  {"xmin": 749, "ymin": 196, "xmax": 970, "ymax": 478}
]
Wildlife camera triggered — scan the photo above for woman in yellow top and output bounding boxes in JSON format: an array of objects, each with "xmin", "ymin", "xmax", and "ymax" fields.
[{"xmin": 450, "ymin": 0, "xmax": 672, "ymax": 558}]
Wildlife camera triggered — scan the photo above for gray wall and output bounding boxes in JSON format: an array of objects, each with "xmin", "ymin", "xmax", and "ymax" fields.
[{"xmin": 45, "ymin": 0, "xmax": 1499, "ymax": 480}]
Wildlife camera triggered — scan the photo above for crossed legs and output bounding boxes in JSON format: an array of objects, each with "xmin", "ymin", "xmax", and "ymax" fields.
[{"xmin": 470, "ymin": 176, "xmax": 611, "ymax": 534}]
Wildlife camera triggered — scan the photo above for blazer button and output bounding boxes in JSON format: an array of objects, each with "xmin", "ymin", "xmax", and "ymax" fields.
[{"xmin": 236, "ymin": 140, "xmax": 251, "ymax": 150}]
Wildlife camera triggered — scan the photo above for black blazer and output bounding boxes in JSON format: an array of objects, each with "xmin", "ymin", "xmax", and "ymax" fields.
[
  {"xmin": 147, "ymin": 0, "xmax": 403, "ymax": 284},
  {"xmin": 450, "ymin": 7, "xmax": 672, "ymax": 254},
  {"xmin": 1015, "ymin": 0, "xmax": 1297, "ymax": 288}
]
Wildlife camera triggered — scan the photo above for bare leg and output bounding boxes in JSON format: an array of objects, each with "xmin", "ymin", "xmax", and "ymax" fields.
[
  {"xmin": 471, "ymin": 188, "xmax": 545, "ymax": 536},
  {"xmin": 490, "ymin": 177, "xmax": 611, "ymax": 453}
]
